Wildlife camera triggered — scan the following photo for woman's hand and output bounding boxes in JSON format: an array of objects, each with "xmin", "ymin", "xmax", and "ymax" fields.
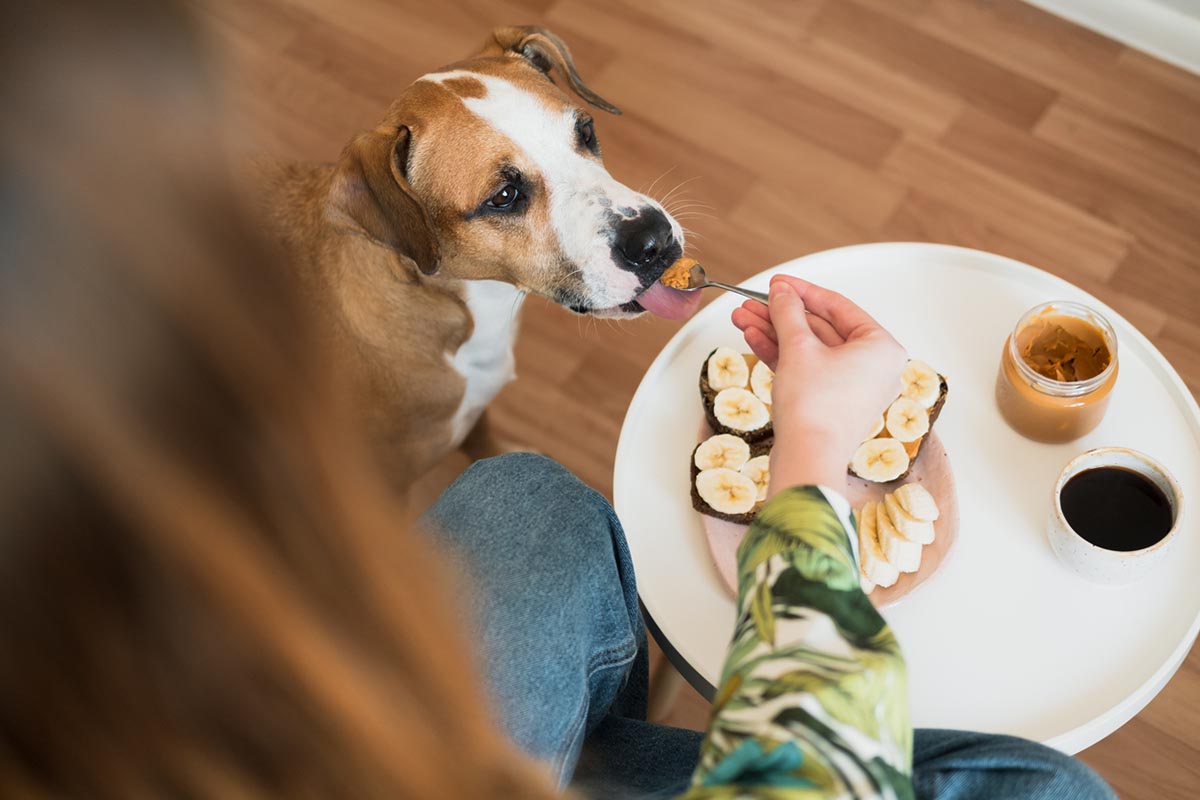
[{"xmin": 731, "ymin": 275, "xmax": 906, "ymax": 496}]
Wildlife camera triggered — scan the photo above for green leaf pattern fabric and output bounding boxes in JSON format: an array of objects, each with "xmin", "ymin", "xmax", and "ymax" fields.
[{"xmin": 682, "ymin": 486, "xmax": 913, "ymax": 800}]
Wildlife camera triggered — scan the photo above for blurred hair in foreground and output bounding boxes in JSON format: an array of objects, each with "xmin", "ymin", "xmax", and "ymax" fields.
[{"xmin": 0, "ymin": 1, "xmax": 558, "ymax": 796}]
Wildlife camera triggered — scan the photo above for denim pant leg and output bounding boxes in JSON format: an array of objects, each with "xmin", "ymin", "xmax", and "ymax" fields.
[
  {"xmin": 912, "ymin": 729, "xmax": 1117, "ymax": 800},
  {"xmin": 421, "ymin": 455, "xmax": 1113, "ymax": 800},
  {"xmin": 420, "ymin": 453, "xmax": 700, "ymax": 793}
]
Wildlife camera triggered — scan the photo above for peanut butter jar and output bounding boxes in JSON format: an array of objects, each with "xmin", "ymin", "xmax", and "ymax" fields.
[{"xmin": 995, "ymin": 301, "xmax": 1118, "ymax": 443}]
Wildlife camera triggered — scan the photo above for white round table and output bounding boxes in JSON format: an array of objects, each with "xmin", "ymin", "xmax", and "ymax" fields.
[{"xmin": 613, "ymin": 243, "xmax": 1200, "ymax": 753}]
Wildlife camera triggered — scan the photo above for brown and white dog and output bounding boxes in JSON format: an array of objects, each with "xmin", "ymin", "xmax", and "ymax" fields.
[{"xmin": 257, "ymin": 26, "xmax": 699, "ymax": 483}]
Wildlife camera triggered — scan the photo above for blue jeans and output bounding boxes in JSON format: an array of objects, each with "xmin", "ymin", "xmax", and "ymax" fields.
[{"xmin": 421, "ymin": 454, "xmax": 1115, "ymax": 799}]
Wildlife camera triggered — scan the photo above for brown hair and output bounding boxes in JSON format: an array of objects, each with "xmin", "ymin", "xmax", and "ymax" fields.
[{"xmin": 0, "ymin": 1, "xmax": 557, "ymax": 797}]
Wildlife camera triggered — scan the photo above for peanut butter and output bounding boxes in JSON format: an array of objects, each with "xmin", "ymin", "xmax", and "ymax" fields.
[
  {"xmin": 996, "ymin": 302, "xmax": 1118, "ymax": 443},
  {"xmin": 1015, "ymin": 313, "xmax": 1111, "ymax": 383},
  {"xmin": 660, "ymin": 257, "xmax": 696, "ymax": 290}
]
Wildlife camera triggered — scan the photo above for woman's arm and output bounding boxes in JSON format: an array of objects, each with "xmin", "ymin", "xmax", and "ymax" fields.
[
  {"xmin": 683, "ymin": 277, "xmax": 914, "ymax": 798},
  {"xmin": 683, "ymin": 485, "xmax": 912, "ymax": 799}
]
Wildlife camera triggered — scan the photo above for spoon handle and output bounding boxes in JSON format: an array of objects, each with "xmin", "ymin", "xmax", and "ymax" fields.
[{"xmin": 705, "ymin": 280, "xmax": 769, "ymax": 304}]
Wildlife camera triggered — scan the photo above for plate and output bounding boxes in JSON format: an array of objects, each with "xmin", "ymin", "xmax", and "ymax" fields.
[
  {"xmin": 614, "ymin": 243, "xmax": 1200, "ymax": 753},
  {"xmin": 696, "ymin": 425, "xmax": 960, "ymax": 608}
]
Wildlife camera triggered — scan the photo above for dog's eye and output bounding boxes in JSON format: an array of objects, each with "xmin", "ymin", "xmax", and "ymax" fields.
[
  {"xmin": 577, "ymin": 118, "xmax": 597, "ymax": 152},
  {"xmin": 487, "ymin": 183, "xmax": 520, "ymax": 210}
]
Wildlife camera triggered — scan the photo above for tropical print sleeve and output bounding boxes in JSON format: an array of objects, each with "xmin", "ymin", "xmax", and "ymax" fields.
[{"xmin": 681, "ymin": 486, "xmax": 913, "ymax": 800}]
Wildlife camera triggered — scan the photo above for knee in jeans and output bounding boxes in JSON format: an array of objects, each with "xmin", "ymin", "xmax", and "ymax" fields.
[
  {"xmin": 916, "ymin": 731, "xmax": 1115, "ymax": 800},
  {"xmin": 465, "ymin": 452, "xmax": 577, "ymax": 493},
  {"xmin": 1046, "ymin": 752, "xmax": 1114, "ymax": 798},
  {"xmin": 463, "ymin": 453, "xmax": 597, "ymax": 517},
  {"xmin": 459, "ymin": 453, "xmax": 619, "ymax": 563},
  {"xmin": 998, "ymin": 738, "xmax": 1114, "ymax": 799}
]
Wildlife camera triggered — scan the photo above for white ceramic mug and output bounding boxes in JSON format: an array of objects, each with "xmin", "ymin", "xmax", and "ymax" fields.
[{"xmin": 1048, "ymin": 447, "xmax": 1183, "ymax": 585}]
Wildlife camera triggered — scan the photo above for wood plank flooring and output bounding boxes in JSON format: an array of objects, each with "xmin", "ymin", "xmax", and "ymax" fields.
[{"xmin": 194, "ymin": 1, "xmax": 1200, "ymax": 796}]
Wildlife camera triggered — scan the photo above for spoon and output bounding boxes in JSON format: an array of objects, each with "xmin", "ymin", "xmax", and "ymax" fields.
[{"xmin": 682, "ymin": 262, "xmax": 768, "ymax": 304}]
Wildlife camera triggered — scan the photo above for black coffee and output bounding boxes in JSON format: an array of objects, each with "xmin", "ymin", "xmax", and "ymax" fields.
[{"xmin": 1060, "ymin": 467, "xmax": 1173, "ymax": 552}]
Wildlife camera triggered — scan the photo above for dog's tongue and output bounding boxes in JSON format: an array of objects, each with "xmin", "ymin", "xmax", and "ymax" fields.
[{"xmin": 637, "ymin": 282, "xmax": 703, "ymax": 321}]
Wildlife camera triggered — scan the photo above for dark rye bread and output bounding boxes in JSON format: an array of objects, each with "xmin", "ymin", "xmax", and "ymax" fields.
[
  {"xmin": 690, "ymin": 436, "xmax": 773, "ymax": 524},
  {"xmin": 699, "ymin": 348, "xmax": 774, "ymax": 443},
  {"xmin": 860, "ymin": 375, "xmax": 950, "ymax": 484}
]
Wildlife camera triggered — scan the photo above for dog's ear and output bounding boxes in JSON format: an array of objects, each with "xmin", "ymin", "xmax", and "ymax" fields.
[
  {"xmin": 327, "ymin": 125, "xmax": 440, "ymax": 275},
  {"xmin": 483, "ymin": 26, "xmax": 621, "ymax": 116}
]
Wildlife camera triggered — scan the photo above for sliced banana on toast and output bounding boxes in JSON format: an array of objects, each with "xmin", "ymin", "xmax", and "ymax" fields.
[
  {"xmin": 695, "ymin": 468, "xmax": 758, "ymax": 516},
  {"xmin": 850, "ymin": 359, "xmax": 948, "ymax": 483},
  {"xmin": 713, "ymin": 388, "xmax": 770, "ymax": 434},
  {"xmin": 885, "ymin": 397, "xmax": 930, "ymax": 443},
  {"xmin": 749, "ymin": 360, "xmax": 773, "ymax": 405},
  {"xmin": 900, "ymin": 359, "xmax": 941, "ymax": 409},
  {"xmin": 694, "ymin": 434, "xmax": 751, "ymax": 471},
  {"xmin": 740, "ymin": 455, "xmax": 771, "ymax": 503},
  {"xmin": 691, "ymin": 434, "xmax": 772, "ymax": 522},
  {"xmin": 700, "ymin": 348, "xmax": 774, "ymax": 442},
  {"xmin": 851, "ymin": 438, "xmax": 909, "ymax": 483},
  {"xmin": 707, "ymin": 346, "xmax": 750, "ymax": 391}
]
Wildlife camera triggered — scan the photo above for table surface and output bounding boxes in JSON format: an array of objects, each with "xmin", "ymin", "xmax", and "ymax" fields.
[{"xmin": 614, "ymin": 243, "xmax": 1200, "ymax": 754}]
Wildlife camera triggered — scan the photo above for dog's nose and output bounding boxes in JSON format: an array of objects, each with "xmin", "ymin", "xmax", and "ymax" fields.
[{"xmin": 615, "ymin": 209, "xmax": 673, "ymax": 271}]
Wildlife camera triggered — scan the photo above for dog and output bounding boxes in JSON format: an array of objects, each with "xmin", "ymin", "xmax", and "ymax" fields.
[{"xmin": 257, "ymin": 26, "xmax": 697, "ymax": 484}]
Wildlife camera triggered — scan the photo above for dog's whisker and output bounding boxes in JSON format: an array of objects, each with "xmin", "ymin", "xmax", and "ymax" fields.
[
  {"xmin": 665, "ymin": 201, "xmax": 713, "ymax": 214},
  {"xmin": 671, "ymin": 210, "xmax": 716, "ymax": 220},
  {"xmin": 656, "ymin": 176, "xmax": 702, "ymax": 210},
  {"xmin": 664, "ymin": 202, "xmax": 713, "ymax": 219},
  {"xmin": 643, "ymin": 165, "xmax": 678, "ymax": 199},
  {"xmin": 667, "ymin": 193, "xmax": 710, "ymax": 206}
]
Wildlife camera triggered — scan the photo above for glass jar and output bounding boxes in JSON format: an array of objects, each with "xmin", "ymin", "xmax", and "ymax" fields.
[{"xmin": 995, "ymin": 301, "xmax": 1119, "ymax": 443}]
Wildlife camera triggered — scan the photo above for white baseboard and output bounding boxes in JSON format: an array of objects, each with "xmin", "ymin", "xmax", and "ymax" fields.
[{"xmin": 1024, "ymin": 0, "xmax": 1200, "ymax": 75}]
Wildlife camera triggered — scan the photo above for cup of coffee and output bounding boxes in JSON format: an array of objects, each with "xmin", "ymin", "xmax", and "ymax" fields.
[{"xmin": 1048, "ymin": 448, "xmax": 1182, "ymax": 584}]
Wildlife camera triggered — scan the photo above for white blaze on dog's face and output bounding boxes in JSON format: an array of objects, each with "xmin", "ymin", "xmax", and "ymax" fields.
[{"xmin": 380, "ymin": 51, "xmax": 685, "ymax": 317}]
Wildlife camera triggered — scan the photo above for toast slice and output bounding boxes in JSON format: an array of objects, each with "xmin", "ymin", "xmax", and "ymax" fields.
[
  {"xmin": 690, "ymin": 436, "xmax": 773, "ymax": 524},
  {"xmin": 897, "ymin": 375, "xmax": 948, "ymax": 479},
  {"xmin": 699, "ymin": 348, "xmax": 774, "ymax": 443},
  {"xmin": 851, "ymin": 375, "xmax": 949, "ymax": 483}
]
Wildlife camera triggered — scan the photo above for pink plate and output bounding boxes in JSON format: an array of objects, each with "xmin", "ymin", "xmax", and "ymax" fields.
[{"xmin": 698, "ymin": 425, "xmax": 959, "ymax": 608}]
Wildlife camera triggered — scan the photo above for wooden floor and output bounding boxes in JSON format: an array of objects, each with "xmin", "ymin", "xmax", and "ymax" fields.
[{"xmin": 197, "ymin": 1, "xmax": 1200, "ymax": 796}]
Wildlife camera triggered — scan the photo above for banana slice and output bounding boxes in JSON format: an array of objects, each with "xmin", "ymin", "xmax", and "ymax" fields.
[
  {"xmin": 739, "ymin": 455, "xmax": 770, "ymax": 502},
  {"xmin": 877, "ymin": 501, "xmax": 922, "ymax": 573},
  {"xmin": 750, "ymin": 360, "xmax": 774, "ymax": 405},
  {"xmin": 850, "ymin": 438, "xmax": 909, "ymax": 483},
  {"xmin": 901, "ymin": 359, "xmax": 941, "ymax": 409},
  {"xmin": 694, "ymin": 434, "xmax": 752, "ymax": 471},
  {"xmin": 863, "ymin": 413, "xmax": 885, "ymax": 442},
  {"xmin": 885, "ymin": 397, "xmax": 930, "ymax": 443},
  {"xmin": 695, "ymin": 468, "xmax": 758, "ymax": 515},
  {"xmin": 858, "ymin": 501, "xmax": 899, "ymax": 588},
  {"xmin": 893, "ymin": 482, "xmax": 940, "ymax": 523},
  {"xmin": 713, "ymin": 388, "xmax": 770, "ymax": 433},
  {"xmin": 861, "ymin": 575, "xmax": 876, "ymax": 594},
  {"xmin": 884, "ymin": 492, "xmax": 935, "ymax": 545},
  {"xmin": 707, "ymin": 347, "xmax": 750, "ymax": 391}
]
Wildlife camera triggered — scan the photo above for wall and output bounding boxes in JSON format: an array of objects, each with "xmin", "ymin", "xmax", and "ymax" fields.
[{"xmin": 1025, "ymin": 0, "xmax": 1200, "ymax": 74}]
